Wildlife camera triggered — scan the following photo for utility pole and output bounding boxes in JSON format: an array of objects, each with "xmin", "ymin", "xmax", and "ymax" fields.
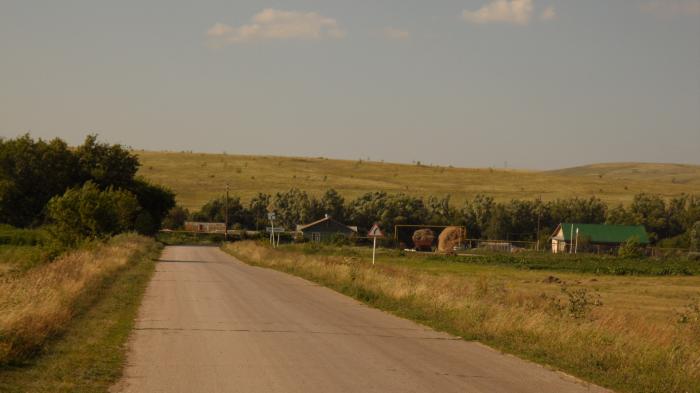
[
  {"xmin": 569, "ymin": 224, "xmax": 574, "ymax": 254},
  {"xmin": 535, "ymin": 209, "xmax": 540, "ymax": 251},
  {"xmin": 535, "ymin": 195, "xmax": 542, "ymax": 252},
  {"xmin": 268, "ymin": 212, "xmax": 276, "ymax": 248},
  {"xmin": 224, "ymin": 183, "xmax": 229, "ymax": 241}
]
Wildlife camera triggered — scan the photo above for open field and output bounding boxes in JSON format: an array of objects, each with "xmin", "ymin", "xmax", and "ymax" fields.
[
  {"xmin": 224, "ymin": 241, "xmax": 700, "ymax": 393},
  {"xmin": 135, "ymin": 151, "xmax": 700, "ymax": 210},
  {"xmin": 301, "ymin": 244, "xmax": 700, "ymax": 276},
  {"xmin": 0, "ymin": 234, "xmax": 158, "ymax": 367}
]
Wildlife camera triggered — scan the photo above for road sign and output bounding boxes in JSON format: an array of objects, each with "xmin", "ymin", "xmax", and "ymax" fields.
[
  {"xmin": 266, "ymin": 227, "xmax": 285, "ymax": 233},
  {"xmin": 367, "ymin": 224, "xmax": 384, "ymax": 266},
  {"xmin": 267, "ymin": 212, "xmax": 276, "ymax": 220},
  {"xmin": 367, "ymin": 224, "xmax": 385, "ymax": 238}
]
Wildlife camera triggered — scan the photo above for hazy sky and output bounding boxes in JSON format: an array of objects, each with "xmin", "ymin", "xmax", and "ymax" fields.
[{"xmin": 1, "ymin": 0, "xmax": 699, "ymax": 169}]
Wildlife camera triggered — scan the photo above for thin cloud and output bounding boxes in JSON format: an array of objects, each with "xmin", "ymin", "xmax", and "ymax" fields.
[
  {"xmin": 383, "ymin": 27, "xmax": 410, "ymax": 40},
  {"xmin": 207, "ymin": 8, "xmax": 346, "ymax": 45},
  {"xmin": 640, "ymin": 0, "xmax": 700, "ymax": 16},
  {"xmin": 462, "ymin": 0, "xmax": 534, "ymax": 25},
  {"xmin": 541, "ymin": 6, "xmax": 557, "ymax": 21}
]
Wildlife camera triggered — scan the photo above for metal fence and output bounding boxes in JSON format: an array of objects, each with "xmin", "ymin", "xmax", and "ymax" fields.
[{"xmin": 463, "ymin": 239, "xmax": 538, "ymax": 253}]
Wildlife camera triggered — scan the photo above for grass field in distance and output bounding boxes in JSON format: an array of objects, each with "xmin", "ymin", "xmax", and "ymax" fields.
[{"xmin": 135, "ymin": 150, "xmax": 700, "ymax": 210}]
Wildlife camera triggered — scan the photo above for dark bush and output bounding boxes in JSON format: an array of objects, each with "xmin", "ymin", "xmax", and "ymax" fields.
[{"xmin": 46, "ymin": 182, "xmax": 140, "ymax": 246}]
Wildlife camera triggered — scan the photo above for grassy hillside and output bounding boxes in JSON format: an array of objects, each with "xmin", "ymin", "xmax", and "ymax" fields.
[
  {"xmin": 135, "ymin": 151, "xmax": 700, "ymax": 210},
  {"xmin": 548, "ymin": 162, "xmax": 700, "ymax": 185}
]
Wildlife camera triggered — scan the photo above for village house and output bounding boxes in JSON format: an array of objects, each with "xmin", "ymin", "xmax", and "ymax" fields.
[
  {"xmin": 296, "ymin": 215, "xmax": 358, "ymax": 243},
  {"xmin": 551, "ymin": 223, "xmax": 650, "ymax": 254},
  {"xmin": 184, "ymin": 221, "xmax": 226, "ymax": 233}
]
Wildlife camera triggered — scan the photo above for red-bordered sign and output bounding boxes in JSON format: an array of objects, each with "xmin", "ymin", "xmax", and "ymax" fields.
[{"xmin": 367, "ymin": 224, "xmax": 385, "ymax": 238}]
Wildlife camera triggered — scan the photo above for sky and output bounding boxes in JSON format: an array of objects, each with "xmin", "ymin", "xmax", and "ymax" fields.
[{"xmin": 1, "ymin": 0, "xmax": 699, "ymax": 169}]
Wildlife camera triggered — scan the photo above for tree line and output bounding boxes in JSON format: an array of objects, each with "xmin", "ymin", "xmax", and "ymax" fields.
[
  {"xmin": 0, "ymin": 134, "xmax": 175, "ymax": 246},
  {"xmin": 167, "ymin": 188, "xmax": 700, "ymax": 247}
]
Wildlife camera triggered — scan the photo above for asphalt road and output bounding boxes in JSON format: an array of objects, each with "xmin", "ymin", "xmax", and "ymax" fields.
[{"xmin": 112, "ymin": 245, "xmax": 609, "ymax": 393}]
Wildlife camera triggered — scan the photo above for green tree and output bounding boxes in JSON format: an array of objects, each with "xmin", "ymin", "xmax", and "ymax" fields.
[
  {"xmin": 547, "ymin": 197, "xmax": 607, "ymax": 227},
  {"xmin": 162, "ymin": 206, "xmax": 189, "ymax": 230},
  {"xmin": 606, "ymin": 203, "xmax": 637, "ymax": 225},
  {"xmin": 504, "ymin": 199, "xmax": 539, "ymax": 241},
  {"xmin": 192, "ymin": 196, "xmax": 249, "ymax": 228},
  {"xmin": 0, "ymin": 135, "xmax": 81, "ymax": 226},
  {"xmin": 319, "ymin": 189, "xmax": 346, "ymax": 222},
  {"xmin": 75, "ymin": 134, "xmax": 139, "ymax": 189},
  {"xmin": 484, "ymin": 204, "xmax": 512, "ymax": 240},
  {"xmin": 248, "ymin": 193, "xmax": 271, "ymax": 230},
  {"xmin": 380, "ymin": 194, "xmax": 428, "ymax": 230},
  {"xmin": 618, "ymin": 236, "xmax": 644, "ymax": 259},
  {"xmin": 462, "ymin": 194, "xmax": 495, "ymax": 239},
  {"xmin": 458, "ymin": 200, "xmax": 478, "ymax": 239},
  {"xmin": 0, "ymin": 134, "xmax": 174, "ymax": 232},
  {"xmin": 629, "ymin": 193, "xmax": 668, "ymax": 241},
  {"xmin": 46, "ymin": 181, "xmax": 140, "ymax": 246},
  {"xmin": 347, "ymin": 191, "xmax": 389, "ymax": 231},
  {"xmin": 272, "ymin": 188, "xmax": 313, "ymax": 230},
  {"xmin": 428, "ymin": 195, "xmax": 456, "ymax": 225},
  {"xmin": 127, "ymin": 179, "xmax": 176, "ymax": 234}
]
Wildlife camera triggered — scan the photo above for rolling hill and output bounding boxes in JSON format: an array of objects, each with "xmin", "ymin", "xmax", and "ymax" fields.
[{"xmin": 134, "ymin": 151, "xmax": 700, "ymax": 211}]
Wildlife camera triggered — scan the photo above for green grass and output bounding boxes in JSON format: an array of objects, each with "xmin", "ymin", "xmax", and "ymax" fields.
[
  {"xmin": 295, "ymin": 243, "xmax": 700, "ymax": 276},
  {"xmin": 0, "ymin": 240, "xmax": 161, "ymax": 392},
  {"xmin": 155, "ymin": 231, "xmax": 225, "ymax": 245},
  {"xmin": 0, "ymin": 226, "xmax": 53, "ymax": 276},
  {"xmin": 225, "ymin": 241, "xmax": 700, "ymax": 393},
  {"xmin": 134, "ymin": 150, "xmax": 700, "ymax": 210},
  {"xmin": 0, "ymin": 245, "xmax": 49, "ymax": 276},
  {"xmin": 0, "ymin": 225, "xmax": 48, "ymax": 246}
]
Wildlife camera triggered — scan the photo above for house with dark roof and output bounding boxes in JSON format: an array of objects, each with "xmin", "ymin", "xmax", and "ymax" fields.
[
  {"xmin": 296, "ymin": 215, "xmax": 358, "ymax": 243},
  {"xmin": 551, "ymin": 223, "xmax": 649, "ymax": 254}
]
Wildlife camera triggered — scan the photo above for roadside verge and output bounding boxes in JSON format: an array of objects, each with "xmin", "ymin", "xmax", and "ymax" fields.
[
  {"xmin": 223, "ymin": 241, "xmax": 699, "ymax": 393},
  {"xmin": 0, "ymin": 234, "xmax": 161, "ymax": 392}
]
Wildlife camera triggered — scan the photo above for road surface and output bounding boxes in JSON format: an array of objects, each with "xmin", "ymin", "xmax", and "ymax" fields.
[{"xmin": 112, "ymin": 245, "xmax": 609, "ymax": 393}]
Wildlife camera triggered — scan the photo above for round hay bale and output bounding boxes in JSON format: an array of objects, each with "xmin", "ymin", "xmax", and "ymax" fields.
[
  {"xmin": 412, "ymin": 229, "xmax": 435, "ymax": 251},
  {"xmin": 438, "ymin": 226, "xmax": 464, "ymax": 253}
]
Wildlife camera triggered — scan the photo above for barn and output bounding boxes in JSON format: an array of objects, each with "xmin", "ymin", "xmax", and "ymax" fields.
[
  {"xmin": 184, "ymin": 221, "xmax": 226, "ymax": 233},
  {"xmin": 551, "ymin": 223, "xmax": 649, "ymax": 253},
  {"xmin": 296, "ymin": 215, "xmax": 358, "ymax": 242}
]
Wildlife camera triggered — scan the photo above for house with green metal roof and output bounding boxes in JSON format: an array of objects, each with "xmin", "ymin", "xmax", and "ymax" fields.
[{"xmin": 551, "ymin": 223, "xmax": 649, "ymax": 254}]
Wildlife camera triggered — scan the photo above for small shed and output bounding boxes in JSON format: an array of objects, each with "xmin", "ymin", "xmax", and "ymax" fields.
[
  {"xmin": 551, "ymin": 223, "xmax": 649, "ymax": 254},
  {"xmin": 296, "ymin": 215, "xmax": 357, "ymax": 242},
  {"xmin": 184, "ymin": 222, "xmax": 226, "ymax": 233}
]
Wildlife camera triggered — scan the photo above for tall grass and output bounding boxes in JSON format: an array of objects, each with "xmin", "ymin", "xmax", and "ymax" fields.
[
  {"xmin": 0, "ymin": 234, "xmax": 157, "ymax": 365},
  {"xmin": 224, "ymin": 241, "xmax": 700, "ymax": 393},
  {"xmin": 0, "ymin": 225, "xmax": 48, "ymax": 246}
]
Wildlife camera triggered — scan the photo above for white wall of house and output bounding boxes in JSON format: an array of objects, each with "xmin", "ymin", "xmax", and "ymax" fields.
[
  {"xmin": 551, "ymin": 239, "xmax": 568, "ymax": 253},
  {"xmin": 551, "ymin": 227, "xmax": 567, "ymax": 253}
]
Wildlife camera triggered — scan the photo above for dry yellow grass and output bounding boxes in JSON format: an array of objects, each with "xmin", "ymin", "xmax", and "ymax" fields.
[
  {"xmin": 224, "ymin": 241, "xmax": 700, "ymax": 393},
  {"xmin": 135, "ymin": 150, "xmax": 700, "ymax": 210},
  {"xmin": 0, "ymin": 234, "xmax": 157, "ymax": 365}
]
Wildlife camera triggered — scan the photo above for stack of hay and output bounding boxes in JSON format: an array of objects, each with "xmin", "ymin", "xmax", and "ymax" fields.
[
  {"xmin": 412, "ymin": 229, "xmax": 435, "ymax": 251},
  {"xmin": 438, "ymin": 226, "xmax": 464, "ymax": 254}
]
